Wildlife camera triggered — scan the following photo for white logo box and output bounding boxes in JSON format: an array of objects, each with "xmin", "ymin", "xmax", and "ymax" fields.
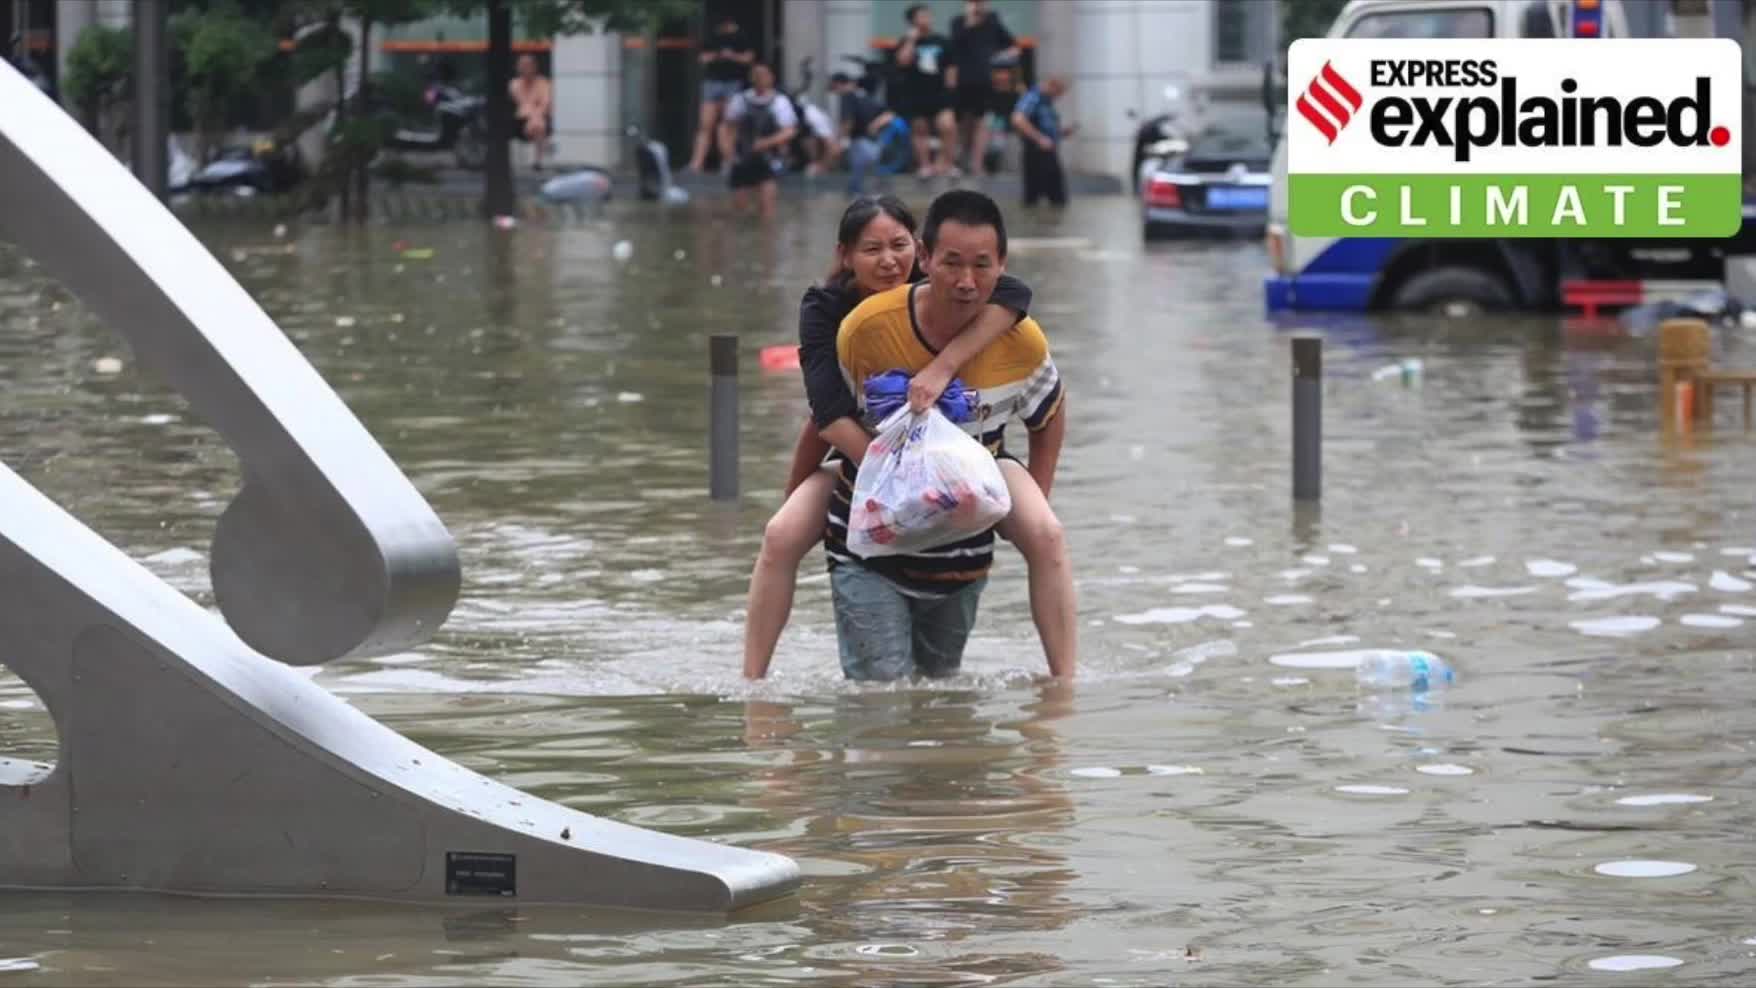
[{"xmin": 1287, "ymin": 39, "xmax": 1742, "ymax": 175}]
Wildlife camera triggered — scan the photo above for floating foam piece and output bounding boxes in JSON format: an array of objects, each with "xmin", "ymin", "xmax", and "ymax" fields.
[
  {"xmin": 1710, "ymin": 571, "xmax": 1752, "ymax": 592},
  {"xmin": 1450, "ymin": 585, "xmax": 1537, "ymax": 599},
  {"xmin": 1113, "ymin": 605, "xmax": 1246, "ymax": 625},
  {"xmin": 1594, "ymin": 860, "xmax": 1697, "ymax": 878},
  {"xmin": 1570, "ymin": 616, "xmax": 1662, "ymax": 637},
  {"xmin": 1616, "ymin": 794, "xmax": 1712, "ymax": 806},
  {"xmin": 1567, "ymin": 581, "xmax": 1695, "ymax": 602},
  {"xmin": 1588, "ymin": 956, "xmax": 1683, "ymax": 972}
]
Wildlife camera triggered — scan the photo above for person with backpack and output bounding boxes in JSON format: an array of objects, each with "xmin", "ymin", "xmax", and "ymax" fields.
[
  {"xmin": 828, "ymin": 71, "xmax": 897, "ymax": 196},
  {"xmin": 718, "ymin": 62, "xmax": 798, "ymax": 219}
]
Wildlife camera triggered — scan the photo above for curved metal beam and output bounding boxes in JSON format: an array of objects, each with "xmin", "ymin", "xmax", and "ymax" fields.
[
  {"xmin": 0, "ymin": 59, "xmax": 801, "ymax": 911},
  {"xmin": 0, "ymin": 61, "xmax": 458, "ymax": 665}
]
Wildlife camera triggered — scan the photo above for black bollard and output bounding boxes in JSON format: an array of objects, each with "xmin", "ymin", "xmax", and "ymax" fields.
[
  {"xmin": 710, "ymin": 334, "xmax": 739, "ymax": 501},
  {"xmin": 131, "ymin": 0, "xmax": 170, "ymax": 200},
  {"xmin": 1292, "ymin": 333, "xmax": 1321, "ymax": 502}
]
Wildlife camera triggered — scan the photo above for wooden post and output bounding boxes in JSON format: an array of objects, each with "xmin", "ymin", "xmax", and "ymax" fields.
[{"xmin": 1657, "ymin": 318, "xmax": 1711, "ymax": 431}]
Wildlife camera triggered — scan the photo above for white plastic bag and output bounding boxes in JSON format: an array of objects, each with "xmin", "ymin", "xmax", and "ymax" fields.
[{"xmin": 847, "ymin": 407, "xmax": 1012, "ymax": 559}]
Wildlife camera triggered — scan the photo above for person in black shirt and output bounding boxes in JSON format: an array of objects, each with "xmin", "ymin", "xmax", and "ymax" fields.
[
  {"xmin": 829, "ymin": 71, "xmax": 895, "ymax": 195},
  {"xmin": 741, "ymin": 195, "xmax": 1078, "ymax": 682},
  {"xmin": 946, "ymin": 0, "xmax": 1019, "ymax": 175},
  {"xmin": 688, "ymin": 15, "xmax": 756, "ymax": 173},
  {"xmin": 891, "ymin": 4, "xmax": 956, "ymax": 178}
]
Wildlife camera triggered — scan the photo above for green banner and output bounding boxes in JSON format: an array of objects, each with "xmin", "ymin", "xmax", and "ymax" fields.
[{"xmin": 1289, "ymin": 174, "xmax": 1742, "ymax": 238}]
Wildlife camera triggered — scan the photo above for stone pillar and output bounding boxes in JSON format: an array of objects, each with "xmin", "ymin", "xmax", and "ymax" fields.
[
  {"xmin": 782, "ymin": 0, "xmax": 828, "ymax": 111},
  {"xmin": 551, "ymin": 29, "xmax": 622, "ymax": 168},
  {"xmin": 824, "ymin": 0, "xmax": 872, "ymax": 89},
  {"xmin": 1047, "ymin": 0, "xmax": 1211, "ymax": 179}
]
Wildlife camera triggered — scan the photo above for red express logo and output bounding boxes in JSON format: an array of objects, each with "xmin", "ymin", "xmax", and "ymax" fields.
[{"xmin": 1296, "ymin": 61, "xmax": 1364, "ymax": 144}]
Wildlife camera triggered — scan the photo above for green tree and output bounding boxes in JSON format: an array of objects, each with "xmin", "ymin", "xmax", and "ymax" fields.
[
  {"xmin": 340, "ymin": 0, "xmax": 436, "ymax": 221},
  {"xmin": 267, "ymin": 1, "xmax": 433, "ymax": 221},
  {"xmin": 441, "ymin": 0, "xmax": 694, "ymax": 218},
  {"xmin": 170, "ymin": 0, "xmax": 279, "ymax": 162},
  {"xmin": 1279, "ymin": 0, "xmax": 1349, "ymax": 53},
  {"xmin": 62, "ymin": 23, "xmax": 133, "ymax": 148}
]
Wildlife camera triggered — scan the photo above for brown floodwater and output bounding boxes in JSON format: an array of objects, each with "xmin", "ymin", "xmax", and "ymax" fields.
[{"xmin": 2, "ymin": 192, "xmax": 1755, "ymax": 986}]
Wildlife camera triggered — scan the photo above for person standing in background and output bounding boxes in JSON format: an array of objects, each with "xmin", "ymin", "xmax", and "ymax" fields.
[
  {"xmin": 945, "ymin": 0, "xmax": 1019, "ymax": 176},
  {"xmin": 508, "ymin": 54, "xmax": 553, "ymax": 172},
  {"xmin": 1010, "ymin": 76, "xmax": 1074, "ymax": 207},
  {"xmin": 891, "ymin": 4, "xmax": 957, "ymax": 178},
  {"xmin": 689, "ymin": 15, "xmax": 756, "ymax": 174}
]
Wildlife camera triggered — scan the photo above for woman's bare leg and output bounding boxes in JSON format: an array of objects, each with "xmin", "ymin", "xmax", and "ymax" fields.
[
  {"xmin": 742, "ymin": 468, "xmax": 836, "ymax": 678},
  {"xmin": 994, "ymin": 459, "xmax": 1076, "ymax": 678},
  {"xmin": 689, "ymin": 98, "xmax": 721, "ymax": 172}
]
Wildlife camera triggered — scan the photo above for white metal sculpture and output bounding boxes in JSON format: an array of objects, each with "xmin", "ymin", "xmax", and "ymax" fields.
[{"xmin": 0, "ymin": 60, "xmax": 798, "ymax": 911}]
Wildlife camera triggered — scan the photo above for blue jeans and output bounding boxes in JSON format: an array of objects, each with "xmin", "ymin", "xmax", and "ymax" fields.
[
  {"xmin": 702, "ymin": 79, "xmax": 742, "ymax": 105},
  {"xmin": 845, "ymin": 136, "xmax": 880, "ymax": 196},
  {"xmin": 830, "ymin": 564, "xmax": 987, "ymax": 682}
]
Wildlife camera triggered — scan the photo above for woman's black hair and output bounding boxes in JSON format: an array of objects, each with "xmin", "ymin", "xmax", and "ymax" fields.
[{"xmin": 825, "ymin": 195, "xmax": 923, "ymax": 291}]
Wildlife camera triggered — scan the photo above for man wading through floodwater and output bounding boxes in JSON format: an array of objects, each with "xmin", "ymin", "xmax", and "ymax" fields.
[{"xmin": 825, "ymin": 190, "xmax": 1068, "ymax": 681}]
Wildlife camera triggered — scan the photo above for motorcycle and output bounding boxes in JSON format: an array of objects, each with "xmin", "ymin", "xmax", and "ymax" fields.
[
  {"xmin": 1128, "ymin": 80, "xmax": 1201, "ymax": 195},
  {"xmin": 174, "ymin": 136, "xmax": 307, "ymax": 198},
  {"xmin": 375, "ymin": 81, "xmax": 489, "ymax": 171},
  {"xmin": 624, "ymin": 124, "xmax": 688, "ymax": 203},
  {"xmin": 782, "ymin": 56, "xmax": 845, "ymax": 177}
]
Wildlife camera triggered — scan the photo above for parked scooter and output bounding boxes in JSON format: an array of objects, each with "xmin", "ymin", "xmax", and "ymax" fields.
[
  {"xmin": 375, "ymin": 80, "xmax": 488, "ymax": 171},
  {"xmin": 782, "ymin": 56, "xmax": 843, "ymax": 176},
  {"xmin": 175, "ymin": 136, "xmax": 307, "ymax": 198},
  {"xmin": 625, "ymin": 124, "xmax": 688, "ymax": 203},
  {"xmin": 1128, "ymin": 79, "xmax": 1201, "ymax": 195}
]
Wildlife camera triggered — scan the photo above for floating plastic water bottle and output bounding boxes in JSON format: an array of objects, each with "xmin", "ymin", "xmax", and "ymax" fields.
[{"xmin": 1355, "ymin": 650, "xmax": 1454, "ymax": 691}]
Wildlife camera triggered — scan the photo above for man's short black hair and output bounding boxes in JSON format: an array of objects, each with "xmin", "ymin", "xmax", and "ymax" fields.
[
  {"xmin": 921, "ymin": 189, "xmax": 1007, "ymax": 259},
  {"xmin": 904, "ymin": 4, "xmax": 927, "ymax": 24}
]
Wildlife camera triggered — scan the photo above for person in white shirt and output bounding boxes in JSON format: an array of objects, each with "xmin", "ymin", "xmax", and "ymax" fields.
[{"xmin": 717, "ymin": 62, "xmax": 798, "ymax": 220}]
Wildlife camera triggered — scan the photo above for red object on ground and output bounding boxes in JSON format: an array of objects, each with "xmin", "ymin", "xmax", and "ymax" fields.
[
  {"xmin": 1560, "ymin": 279, "xmax": 1727, "ymax": 320},
  {"xmin": 1560, "ymin": 280, "xmax": 1642, "ymax": 319},
  {"xmin": 759, "ymin": 345, "xmax": 800, "ymax": 371}
]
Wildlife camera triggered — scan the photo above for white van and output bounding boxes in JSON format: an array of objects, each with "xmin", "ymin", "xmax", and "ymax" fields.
[{"xmin": 1262, "ymin": 0, "xmax": 1754, "ymax": 316}]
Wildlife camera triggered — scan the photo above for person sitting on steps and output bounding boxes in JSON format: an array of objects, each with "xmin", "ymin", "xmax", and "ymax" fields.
[{"xmin": 508, "ymin": 54, "xmax": 553, "ymax": 171}]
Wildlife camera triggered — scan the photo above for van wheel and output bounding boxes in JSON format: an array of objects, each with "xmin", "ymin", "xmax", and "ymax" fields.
[{"xmin": 1389, "ymin": 266, "xmax": 1514, "ymax": 316}]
